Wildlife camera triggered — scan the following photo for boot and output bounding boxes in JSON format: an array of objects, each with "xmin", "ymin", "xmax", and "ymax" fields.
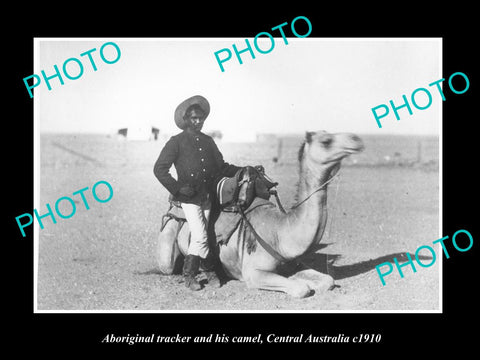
[
  {"xmin": 201, "ymin": 256, "xmax": 222, "ymax": 288},
  {"xmin": 183, "ymin": 255, "xmax": 202, "ymax": 291}
]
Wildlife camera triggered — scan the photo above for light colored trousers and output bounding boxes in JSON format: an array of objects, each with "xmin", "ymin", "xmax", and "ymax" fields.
[{"xmin": 181, "ymin": 198, "xmax": 211, "ymax": 259}]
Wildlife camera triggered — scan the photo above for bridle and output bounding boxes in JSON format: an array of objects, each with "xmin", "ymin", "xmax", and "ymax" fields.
[{"xmin": 289, "ymin": 172, "xmax": 339, "ymax": 211}]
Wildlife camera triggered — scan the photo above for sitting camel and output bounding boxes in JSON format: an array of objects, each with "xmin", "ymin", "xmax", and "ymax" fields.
[{"xmin": 156, "ymin": 130, "xmax": 364, "ymax": 298}]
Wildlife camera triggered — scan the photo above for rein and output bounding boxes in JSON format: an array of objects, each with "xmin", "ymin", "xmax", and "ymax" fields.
[{"xmin": 274, "ymin": 172, "xmax": 339, "ymax": 213}]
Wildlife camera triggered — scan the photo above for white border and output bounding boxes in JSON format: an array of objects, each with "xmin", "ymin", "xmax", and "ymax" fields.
[
  {"xmin": 33, "ymin": 38, "xmax": 40, "ymax": 313},
  {"xmin": 33, "ymin": 37, "xmax": 443, "ymax": 314}
]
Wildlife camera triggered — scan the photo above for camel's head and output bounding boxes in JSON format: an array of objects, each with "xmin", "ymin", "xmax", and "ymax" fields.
[{"xmin": 299, "ymin": 130, "xmax": 364, "ymax": 175}]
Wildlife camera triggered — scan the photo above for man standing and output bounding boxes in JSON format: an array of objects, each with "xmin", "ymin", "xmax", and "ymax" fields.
[{"xmin": 154, "ymin": 95, "xmax": 241, "ymax": 290}]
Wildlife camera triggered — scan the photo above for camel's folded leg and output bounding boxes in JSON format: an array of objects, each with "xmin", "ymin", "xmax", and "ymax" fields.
[
  {"xmin": 156, "ymin": 218, "xmax": 183, "ymax": 275},
  {"xmin": 288, "ymin": 269, "xmax": 335, "ymax": 292},
  {"xmin": 244, "ymin": 269, "xmax": 312, "ymax": 298}
]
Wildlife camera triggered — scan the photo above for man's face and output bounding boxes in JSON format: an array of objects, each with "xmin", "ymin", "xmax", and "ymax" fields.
[{"xmin": 186, "ymin": 109, "xmax": 205, "ymax": 133}]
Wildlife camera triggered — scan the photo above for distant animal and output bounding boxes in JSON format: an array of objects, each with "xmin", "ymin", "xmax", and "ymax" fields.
[{"xmin": 156, "ymin": 130, "xmax": 364, "ymax": 298}]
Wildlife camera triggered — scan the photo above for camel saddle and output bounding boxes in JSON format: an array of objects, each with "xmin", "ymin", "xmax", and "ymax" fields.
[
  {"xmin": 160, "ymin": 166, "xmax": 281, "ymax": 252},
  {"xmin": 215, "ymin": 166, "xmax": 278, "ymax": 212}
]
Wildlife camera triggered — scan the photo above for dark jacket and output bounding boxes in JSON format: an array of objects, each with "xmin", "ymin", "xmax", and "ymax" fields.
[{"xmin": 154, "ymin": 130, "xmax": 241, "ymax": 204}]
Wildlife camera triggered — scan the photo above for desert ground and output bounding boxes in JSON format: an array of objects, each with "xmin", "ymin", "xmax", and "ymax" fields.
[{"xmin": 36, "ymin": 133, "xmax": 440, "ymax": 311}]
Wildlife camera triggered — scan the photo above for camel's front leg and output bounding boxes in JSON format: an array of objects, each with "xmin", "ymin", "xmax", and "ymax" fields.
[{"xmin": 243, "ymin": 268, "xmax": 312, "ymax": 298}]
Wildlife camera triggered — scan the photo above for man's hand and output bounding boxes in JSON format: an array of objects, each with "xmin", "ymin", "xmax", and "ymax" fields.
[{"xmin": 178, "ymin": 185, "xmax": 195, "ymax": 197}]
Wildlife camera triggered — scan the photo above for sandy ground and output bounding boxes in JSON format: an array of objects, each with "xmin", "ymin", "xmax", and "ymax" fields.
[{"xmin": 36, "ymin": 134, "xmax": 440, "ymax": 311}]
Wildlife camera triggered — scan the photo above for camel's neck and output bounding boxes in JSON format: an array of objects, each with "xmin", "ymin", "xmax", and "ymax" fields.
[{"xmin": 279, "ymin": 159, "xmax": 332, "ymax": 259}]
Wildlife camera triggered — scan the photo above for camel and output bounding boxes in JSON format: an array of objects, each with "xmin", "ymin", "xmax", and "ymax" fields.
[{"xmin": 156, "ymin": 130, "xmax": 364, "ymax": 298}]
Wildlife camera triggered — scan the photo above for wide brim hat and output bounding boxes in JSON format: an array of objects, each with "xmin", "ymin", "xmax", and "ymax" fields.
[{"xmin": 174, "ymin": 95, "xmax": 210, "ymax": 130}]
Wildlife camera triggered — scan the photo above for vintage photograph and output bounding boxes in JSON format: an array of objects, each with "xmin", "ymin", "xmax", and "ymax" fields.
[{"xmin": 34, "ymin": 38, "xmax": 441, "ymax": 312}]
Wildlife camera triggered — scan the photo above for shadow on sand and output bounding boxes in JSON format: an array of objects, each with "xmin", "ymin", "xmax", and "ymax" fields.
[{"xmin": 278, "ymin": 244, "xmax": 434, "ymax": 281}]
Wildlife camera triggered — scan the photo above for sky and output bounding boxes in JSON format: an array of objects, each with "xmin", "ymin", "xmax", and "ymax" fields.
[{"xmin": 35, "ymin": 38, "xmax": 441, "ymax": 141}]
